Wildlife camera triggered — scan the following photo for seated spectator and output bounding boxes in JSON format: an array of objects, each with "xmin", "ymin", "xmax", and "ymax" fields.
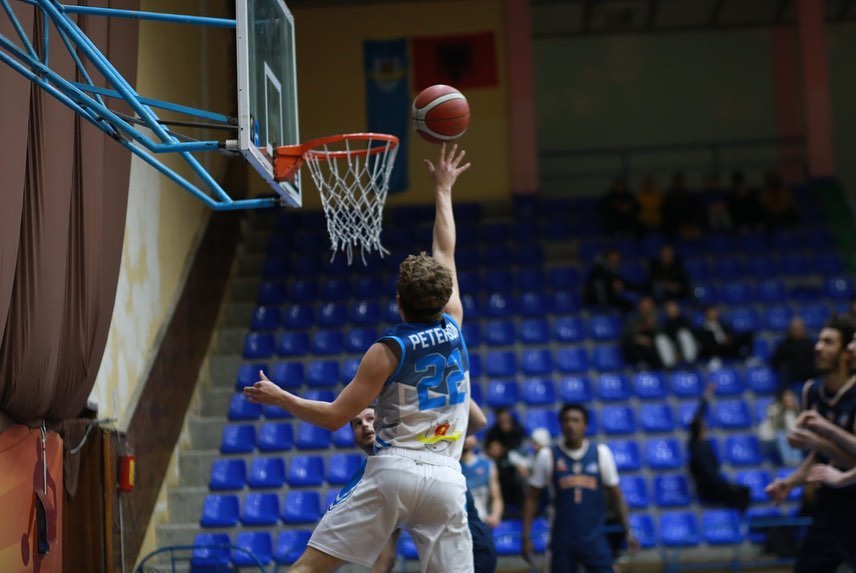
[
  {"xmin": 771, "ymin": 317, "xmax": 816, "ymax": 388},
  {"xmin": 760, "ymin": 169, "xmax": 799, "ymax": 230},
  {"xmin": 600, "ymin": 177, "xmax": 639, "ymax": 235},
  {"xmin": 704, "ymin": 174, "xmax": 732, "ymax": 231},
  {"xmin": 663, "ymin": 300, "xmax": 699, "ymax": 365},
  {"xmin": 461, "ymin": 436, "xmax": 504, "ymax": 528},
  {"xmin": 697, "ymin": 305, "xmax": 754, "ymax": 365},
  {"xmin": 759, "ymin": 389, "xmax": 802, "ymax": 466},
  {"xmin": 688, "ymin": 385, "xmax": 751, "ymax": 513},
  {"xmin": 583, "ymin": 249, "xmax": 640, "ymax": 313},
  {"xmin": 648, "ymin": 244, "xmax": 691, "ymax": 302},
  {"xmin": 661, "ymin": 171, "xmax": 704, "ymax": 238},
  {"xmin": 636, "ymin": 175, "xmax": 663, "ymax": 234},
  {"xmin": 486, "ymin": 408, "xmax": 526, "ymax": 453},
  {"xmin": 485, "ymin": 438, "xmax": 525, "ymax": 518},
  {"xmin": 621, "ymin": 297, "xmax": 677, "ymax": 370},
  {"xmin": 726, "ymin": 170, "xmax": 761, "ymax": 230}
]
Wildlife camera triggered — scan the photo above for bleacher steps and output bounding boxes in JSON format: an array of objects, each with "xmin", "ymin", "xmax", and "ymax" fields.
[
  {"xmin": 178, "ymin": 449, "xmax": 219, "ymax": 487},
  {"xmin": 225, "ymin": 277, "xmax": 262, "ymax": 303},
  {"xmin": 210, "ymin": 355, "xmax": 241, "ymax": 388},
  {"xmin": 188, "ymin": 416, "xmax": 228, "ymax": 451}
]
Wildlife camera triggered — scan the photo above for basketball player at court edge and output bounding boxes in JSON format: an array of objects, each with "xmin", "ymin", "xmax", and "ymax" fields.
[{"xmin": 245, "ymin": 143, "xmax": 478, "ymax": 573}]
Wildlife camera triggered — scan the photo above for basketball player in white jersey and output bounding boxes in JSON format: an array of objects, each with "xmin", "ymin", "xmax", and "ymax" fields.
[{"xmin": 245, "ymin": 143, "xmax": 476, "ymax": 573}]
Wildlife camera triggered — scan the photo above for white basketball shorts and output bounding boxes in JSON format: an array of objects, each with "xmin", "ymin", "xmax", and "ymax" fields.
[{"xmin": 308, "ymin": 448, "xmax": 473, "ymax": 573}]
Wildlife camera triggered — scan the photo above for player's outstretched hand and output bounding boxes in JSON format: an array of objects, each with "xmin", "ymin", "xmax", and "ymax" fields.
[
  {"xmin": 796, "ymin": 410, "xmax": 835, "ymax": 438},
  {"xmin": 764, "ymin": 478, "xmax": 792, "ymax": 504},
  {"xmin": 807, "ymin": 463, "xmax": 850, "ymax": 488},
  {"xmin": 424, "ymin": 143, "xmax": 471, "ymax": 191},
  {"xmin": 243, "ymin": 371, "xmax": 284, "ymax": 406}
]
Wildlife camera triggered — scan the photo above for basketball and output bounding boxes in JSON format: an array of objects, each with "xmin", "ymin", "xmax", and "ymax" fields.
[{"xmin": 412, "ymin": 85, "xmax": 470, "ymax": 144}]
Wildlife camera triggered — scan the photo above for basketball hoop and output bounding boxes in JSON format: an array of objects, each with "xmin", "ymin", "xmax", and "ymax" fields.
[{"xmin": 274, "ymin": 133, "xmax": 399, "ymax": 264}]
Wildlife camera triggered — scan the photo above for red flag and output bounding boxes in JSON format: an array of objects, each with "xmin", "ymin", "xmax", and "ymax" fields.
[{"xmin": 412, "ymin": 32, "xmax": 498, "ymax": 91}]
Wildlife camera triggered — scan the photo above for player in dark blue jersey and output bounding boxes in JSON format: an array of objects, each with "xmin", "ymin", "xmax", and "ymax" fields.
[{"xmin": 522, "ymin": 404, "xmax": 637, "ymax": 573}]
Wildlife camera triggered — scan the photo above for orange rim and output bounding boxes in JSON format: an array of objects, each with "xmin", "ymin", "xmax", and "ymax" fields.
[{"xmin": 273, "ymin": 133, "xmax": 398, "ymax": 182}]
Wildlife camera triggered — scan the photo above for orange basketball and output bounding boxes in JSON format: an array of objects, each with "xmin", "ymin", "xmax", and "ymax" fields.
[{"xmin": 412, "ymin": 85, "xmax": 470, "ymax": 144}]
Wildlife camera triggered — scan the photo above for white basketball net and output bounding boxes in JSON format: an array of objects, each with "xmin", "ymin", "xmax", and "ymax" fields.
[{"xmin": 302, "ymin": 135, "xmax": 398, "ymax": 265}]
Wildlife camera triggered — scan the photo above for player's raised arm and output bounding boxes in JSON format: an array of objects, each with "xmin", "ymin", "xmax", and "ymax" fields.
[{"xmin": 425, "ymin": 143, "xmax": 470, "ymax": 325}]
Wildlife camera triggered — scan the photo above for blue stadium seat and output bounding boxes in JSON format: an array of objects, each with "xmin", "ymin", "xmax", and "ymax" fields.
[
  {"xmin": 633, "ymin": 371, "xmax": 667, "ymax": 400},
  {"xmin": 482, "ymin": 243, "xmax": 512, "ymax": 266},
  {"xmin": 493, "ymin": 521, "xmax": 522, "ymax": 556},
  {"xmin": 200, "ymin": 494, "xmax": 239, "ymax": 527},
  {"xmin": 247, "ymin": 457, "xmax": 286, "ymax": 489},
  {"xmin": 484, "ymin": 270, "xmax": 514, "ymax": 293},
  {"xmin": 296, "ymin": 422, "xmax": 332, "ymax": 450},
  {"xmin": 471, "ymin": 382, "xmax": 483, "ymax": 405},
  {"xmin": 559, "ymin": 376, "xmax": 593, "ymax": 402},
  {"xmin": 328, "ymin": 454, "xmax": 364, "ymax": 485},
  {"xmin": 587, "ymin": 314, "xmax": 621, "ymax": 341},
  {"xmin": 711, "ymin": 258, "xmax": 743, "ymax": 280},
  {"xmin": 654, "ymin": 474, "xmax": 691, "ymax": 507},
  {"xmin": 596, "ymin": 374, "xmax": 631, "ymax": 401},
  {"xmin": 601, "ymin": 405, "xmax": 636, "ymax": 435},
  {"xmin": 262, "ymin": 403, "xmax": 292, "ymax": 419},
  {"xmin": 270, "ymin": 361, "xmax": 303, "ymax": 389},
  {"xmin": 753, "ymin": 338, "xmax": 772, "ymax": 362},
  {"xmin": 798, "ymin": 303, "xmax": 830, "ymax": 329},
  {"xmin": 347, "ymin": 328, "xmax": 377, "ymax": 353},
  {"xmin": 228, "ymin": 393, "xmax": 262, "ymax": 421},
  {"xmin": 713, "ymin": 400, "xmax": 752, "ymax": 429},
  {"xmin": 524, "ymin": 409, "xmax": 560, "ymax": 438},
  {"xmin": 553, "ymin": 316, "xmax": 584, "ymax": 343},
  {"xmin": 521, "ymin": 349, "xmax": 552, "ymax": 375},
  {"xmin": 709, "ymin": 369, "xmax": 743, "ymax": 396},
  {"xmin": 251, "ymin": 306, "xmax": 281, "ymax": 330},
  {"xmin": 320, "ymin": 279, "xmax": 351, "ymax": 301},
  {"xmin": 458, "ymin": 322, "xmax": 480, "ymax": 348},
  {"xmin": 516, "ymin": 268, "xmax": 546, "ymax": 290},
  {"xmin": 220, "ymin": 424, "xmax": 255, "ymax": 454},
  {"xmin": 385, "ymin": 299, "xmax": 401, "ymax": 322},
  {"xmin": 485, "ymin": 320, "xmax": 516, "ymax": 346},
  {"xmin": 531, "ymin": 518, "xmax": 550, "ymax": 553},
  {"xmin": 209, "ymin": 459, "xmax": 246, "ymax": 491},
  {"xmin": 257, "ymin": 422, "xmax": 294, "ymax": 452},
  {"xmin": 282, "ymin": 491, "xmax": 322, "ymax": 524},
  {"xmin": 646, "ymin": 438, "xmax": 684, "ymax": 470},
  {"xmin": 720, "ymin": 282, "xmax": 753, "ymax": 305},
  {"xmin": 233, "ymin": 531, "xmax": 273, "ymax": 566},
  {"xmin": 756, "ymin": 279, "xmax": 787, "ymax": 303},
  {"xmin": 485, "ymin": 293, "xmax": 516, "ymax": 317},
  {"xmin": 677, "ymin": 401, "xmax": 706, "ymax": 430},
  {"xmin": 629, "ymin": 514, "xmax": 657, "ymax": 549},
  {"xmin": 754, "ymin": 397, "xmax": 773, "ymax": 424},
  {"xmin": 332, "ymin": 423, "xmax": 355, "ymax": 448},
  {"xmin": 639, "ymin": 403, "xmax": 675, "ymax": 433},
  {"xmin": 292, "ymin": 254, "xmax": 322, "ymax": 277},
  {"xmin": 243, "ymin": 333, "xmax": 275, "ymax": 359},
  {"xmin": 735, "ymin": 469, "xmax": 773, "ymax": 503},
  {"xmin": 548, "ymin": 266, "xmax": 580, "ymax": 289},
  {"xmin": 780, "ymin": 253, "xmax": 810, "ymax": 276},
  {"xmin": 237, "ymin": 362, "xmax": 268, "ymax": 390},
  {"xmin": 486, "ymin": 380, "xmax": 520, "ymax": 408},
  {"xmin": 258, "ymin": 281, "xmax": 288, "ymax": 305},
  {"xmin": 702, "ymin": 510, "xmax": 743, "ymax": 545},
  {"xmin": 290, "ymin": 280, "xmax": 319, "ymax": 303},
  {"xmin": 461, "ymin": 294, "xmax": 483, "ymax": 319},
  {"xmin": 311, "ymin": 330, "xmax": 344, "ymax": 355},
  {"xmin": 825, "ymin": 276, "xmax": 854, "ymax": 300},
  {"xmin": 815, "ymin": 252, "xmax": 845, "ymax": 274},
  {"xmin": 277, "ymin": 331, "xmax": 309, "ymax": 356},
  {"xmin": 585, "ymin": 409, "xmax": 598, "ymax": 437},
  {"xmin": 692, "ymin": 283, "xmax": 718, "ymax": 305},
  {"xmin": 397, "ymin": 530, "xmax": 420, "ymax": 559},
  {"xmin": 352, "ymin": 277, "xmax": 383, "ymax": 298},
  {"xmin": 746, "ymin": 366, "xmax": 778, "ymax": 394},
  {"xmin": 520, "ymin": 319, "xmax": 550, "ymax": 344},
  {"xmin": 551, "ymin": 290, "xmax": 581, "ymax": 313},
  {"xmin": 470, "ymin": 354, "xmax": 482, "ymax": 378},
  {"xmin": 684, "ymin": 258, "xmax": 709, "ymax": 281},
  {"xmin": 660, "ymin": 512, "xmax": 700, "ymax": 547},
  {"xmin": 727, "ymin": 307, "xmax": 760, "ymax": 333},
  {"xmin": 485, "ymin": 351, "xmax": 517, "ymax": 377},
  {"xmin": 191, "ymin": 533, "xmax": 231, "ymax": 568},
  {"xmin": 621, "ymin": 475, "xmax": 649, "ymax": 509},
  {"xmin": 350, "ymin": 301, "xmax": 381, "ymax": 325},
  {"xmin": 514, "ymin": 243, "xmax": 545, "ymax": 266},
  {"xmin": 249, "ymin": 522, "xmax": 303, "ymax": 568},
  {"xmin": 282, "ymin": 304, "xmax": 313, "ymax": 329},
  {"xmin": 288, "ymin": 456, "xmax": 325, "ymax": 487},
  {"xmin": 340, "ymin": 358, "xmax": 360, "ymax": 383},
  {"xmin": 746, "ymin": 254, "xmax": 778, "ymax": 278},
  {"xmin": 457, "ymin": 271, "xmax": 480, "ymax": 293},
  {"xmin": 724, "ymin": 435, "xmax": 763, "ymax": 466},
  {"xmin": 307, "ymin": 360, "xmax": 339, "ymax": 387},
  {"xmin": 608, "ymin": 440, "xmax": 641, "ymax": 472},
  {"xmin": 519, "ymin": 292, "xmax": 550, "ymax": 316},
  {"xmin": 764, "ymin": 305, "xmax": 793, "ymax": 330},
  {"xmin": 317, "ymin": 302, "xmax": 347, "ymax": 327},
  {"xmin": 522, "ymin": 378, "xmax": 556, "ymax": 406},
  {"xmin": 592, "ymin": 345, "xmax": 623, "ymax": 371},
  {"xmin": 325, "ymin": 489, "xmax": 341, "ymax": 510},
  {"xmin": 705, "ymin": 234, "xmax": 734, "ymax": 254}
]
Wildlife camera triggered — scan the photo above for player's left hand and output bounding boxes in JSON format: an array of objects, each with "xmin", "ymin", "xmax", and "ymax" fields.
[
  {"xmin": 243, "ymin": 371, "xmax": 284, "ymax": 406},
  {"xmin": 807, "ymin": 463, "xmax": 849, "ymax": 488},
  {"xmin": 424, "ymin": 143, "xmax": 471, "ymax": 191}
]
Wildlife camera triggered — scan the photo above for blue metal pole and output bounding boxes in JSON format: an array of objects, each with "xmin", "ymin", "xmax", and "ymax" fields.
[
  {"xmin": 17, "ymin": 0, "xmax": 236, "ymax": 27},
  {"xmin": 1, "ymin": 0, "xmax": 38, "ymax": 58},
  {"xmin": 70, "ymin": 83, "xmax": 234, "ymax": 124},
  {"xmin": 56, "ymin": 27, "xmax": 106, "ymax": 108}
]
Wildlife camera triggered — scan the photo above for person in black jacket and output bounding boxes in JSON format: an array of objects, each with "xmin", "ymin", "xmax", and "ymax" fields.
[
  {"xmin": 697, "ymin": 305, "xmax": 753, "ymax": 362},
  {"xmin": 688, "ymin": 384, "xmax": 751, "ymax": 513},
  {"xmin": 583, "ymin": 249, "xmax": 639, "ymax": 313},
  {"xmin": 648, "ymin": 245, "xmax": 691, "ymax": 302},
  {"xmin": 771, "ymin": 317, "xmax": 816, "ymax": 389}
]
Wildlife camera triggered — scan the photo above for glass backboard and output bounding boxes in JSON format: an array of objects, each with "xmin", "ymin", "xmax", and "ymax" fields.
[{"xmin": 236, "ymin": 0, "xmax": 301, "ymax": 207}]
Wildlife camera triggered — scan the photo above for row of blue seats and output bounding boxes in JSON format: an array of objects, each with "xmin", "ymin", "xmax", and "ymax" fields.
[{"xmin": 219, "ymin": 418, "xmax": 354, "ymax": 453}]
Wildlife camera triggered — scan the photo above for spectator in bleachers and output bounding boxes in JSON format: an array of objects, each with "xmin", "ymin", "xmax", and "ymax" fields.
[
  {"xmin": 621, "ymin": 296, "xmax": 677, "ymax": 370},
  {"xmin": 697, "ymin": 305, "xmax": 754, "ymax": 367},
  {"xmin": 726, "ymin": 170, "xmax": 761, "ymax": 231},
  {"xmin": 760, "ymin": 169, "xmax": 799, "ymax": 230},
  {"xmin": 758, "ymin": 388, "xmax": 802, "ymax": 466},
  {"xmin": 771, "ymin": 317, "xmax": 816, "ymax": 389},
  {"xmin": 688, "ymin": 385, "xmax": 752, "ymax": 513},
  {"xmin": 600, "ymin": 177, "xmax": 639, "ymax": 235},
  {"xmin": 663, "ymin": 300, "xmax": 699, "ymax": 365},
  {"xmin": 636, "ymin": 175, "xmax": 663, "ymax": 234},
  {"xmin": 486, "ymin": 407, "xmax": 525, "ymax": 453},
  {"xmin": 583, "ymin": 249, "xmax": 639, "ymax": 313},
  {"xmin": 704, "ymin": 174, "xmax": 732, "ymax": 231},
  {"xmin": 461, "ymin": 436, "xmax": 504, "ymax": 528},
  {"xmin": 661, "ymin": 171, "xmax": 704, "ymax": 238},
  {"xmin": 522, "ymin": 404, "xmax": 638, "ymax": 570},
  {"xmin": 485, "ymin": 438, "xmax": 526, "ymax": 519},
  {"xmin": 648, "ymin": 244, "xmax": 691, "ymax": 302}
]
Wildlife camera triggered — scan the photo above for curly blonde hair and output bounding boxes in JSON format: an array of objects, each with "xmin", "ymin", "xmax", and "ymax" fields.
[{"xmin": 396, "ymin": 253, "xmax": 453, "ymax": 323}]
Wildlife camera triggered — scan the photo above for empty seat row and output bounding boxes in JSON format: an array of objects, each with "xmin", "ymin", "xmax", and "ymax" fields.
[
  {"xmin": 201, "ymin": 490, "xmax": 340, "ymax": 528},
  {"xmin": 607, "ymin": 435, "xmax": 764, "ymax": 471},
  {"xmin": 209, "ymin": 455, "xmax": 363, "ymax": 491},
  {"xmin": 192, "ymin": 530, "xmax": 311, "ymax": 568},
  {"xmin": 220, "ymin": 421, "xmax": 354, "ymax": 453}
]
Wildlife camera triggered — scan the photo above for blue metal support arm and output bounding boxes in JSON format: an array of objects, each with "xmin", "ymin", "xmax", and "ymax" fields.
[{"xmin": 16, "ymin": 0, "xmax": 237, "ymax": 27}]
